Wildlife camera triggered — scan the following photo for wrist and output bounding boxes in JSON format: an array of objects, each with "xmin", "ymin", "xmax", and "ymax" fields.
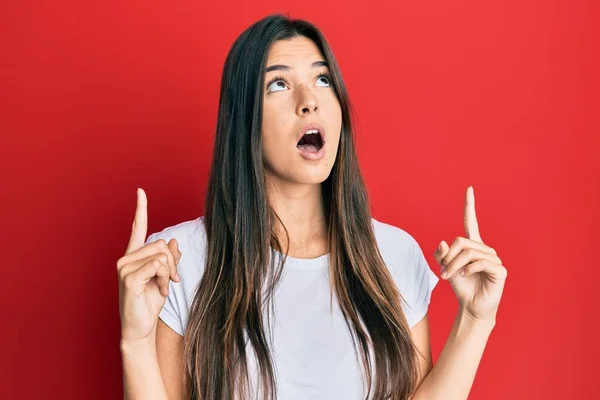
[
  {"xmin": 457, "ymin": 306, "xmax": 497, "ymax": 331},
  {"xmin": 120, "ymin": 335, "xmax": 157, "ymax": 356}
]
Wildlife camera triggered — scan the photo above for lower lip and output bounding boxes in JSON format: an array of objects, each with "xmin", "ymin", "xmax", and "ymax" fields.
[{"xmin": 297, "ymin": 143, "xmax": 327, "ymax": 160}]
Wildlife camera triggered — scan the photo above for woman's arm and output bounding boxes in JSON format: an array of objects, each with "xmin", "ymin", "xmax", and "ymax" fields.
[
  {"xmin": 121, "ymin": 334, "xmax": 169, "ymax": 400},
  {"xmin": 118, "ymin": 188, "xmax": 184, "ymax": 400},
  {"xmin": 156, "ymin": 319, "xmax": 187, "ymax": 399},
  {"xmin": 412, "ymin": 308, "xmax": 495, "ymax": 400},
  {"xmin": 411, "ymin": 186, "xmax": 506, "ymax": 399},
  {"xmin": 121, "ymin": 320, "xmax": 186, "ymax": 400}
]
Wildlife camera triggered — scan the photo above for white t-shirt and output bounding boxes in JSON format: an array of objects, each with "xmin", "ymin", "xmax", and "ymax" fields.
[{"xmin": 145, "ymin": 216, "xmax": 439, "ymax": 400}]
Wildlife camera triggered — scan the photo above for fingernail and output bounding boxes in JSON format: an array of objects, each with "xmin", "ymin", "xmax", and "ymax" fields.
[
  {"xmin": 442, "ymin": 271, "xmax": 448, "ymax": 279},
  {"xmin": 438, "ymin": 242, "xmax": 443, "ymax": 252}
]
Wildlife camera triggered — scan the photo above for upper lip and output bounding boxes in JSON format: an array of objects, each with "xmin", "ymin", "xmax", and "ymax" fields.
[{"xmin": 296, "ymin": 122, "xmax": 327, "ymax": 147}]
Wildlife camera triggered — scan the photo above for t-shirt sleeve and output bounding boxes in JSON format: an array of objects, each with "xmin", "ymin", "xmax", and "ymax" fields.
[
  {"xmin": 407, "ymin": 240, "xmax": 440, "ymax": 328},
  {"xmin": 144, "ymin": 232, "xmax": 185, "ymax": 336}
]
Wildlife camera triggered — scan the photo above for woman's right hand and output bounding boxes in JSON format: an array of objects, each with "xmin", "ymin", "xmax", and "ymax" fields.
[{"xmin": 117, "ymin": 188, "xmax": 181, "ymax": 343}]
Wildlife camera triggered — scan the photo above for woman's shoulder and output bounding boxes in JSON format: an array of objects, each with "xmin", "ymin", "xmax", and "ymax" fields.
[
  {"xmin": 370, "ymin": 217, "xmax": 429, "ymax": 282},
  {"xmin": 145, "ymin": 216, "xmax": 207, "ymax": 308},
  {"xmin": 371, "ymin": 217, "xmax": 439, "ymax": 326},
  {"xmin": 145, "ymin": 216, "xmax": 207, "ymax": 334},
  {"xmin": 370, "ymin": 217, "xmax": 420, "ymax": 257},
  {"xmin": 145, "ymin": 216, "xmax": 207, "ymax": 260}
]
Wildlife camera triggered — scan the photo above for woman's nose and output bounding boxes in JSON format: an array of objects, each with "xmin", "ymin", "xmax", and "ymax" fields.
[{"xmin": 296, "ymin": 86, "xmax": 319, "ymax": 115}]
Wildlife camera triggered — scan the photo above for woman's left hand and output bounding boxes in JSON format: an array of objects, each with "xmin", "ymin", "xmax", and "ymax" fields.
[{"xmin": 434, "ymin": 186, "xmax": 508, "ymax": 323}]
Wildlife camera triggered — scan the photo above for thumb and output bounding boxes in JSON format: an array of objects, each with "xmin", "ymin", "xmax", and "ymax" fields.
[
  {"xmin": 168, "ymin": 238, "xmax": 181, "ymax": 263},
  {"xmin": 125, "ymin": 188, "xmax": 148, "ymax": 255},
  {"xmin": 434, "ymin": 240, "xmax": 450, "ymax": 267}
]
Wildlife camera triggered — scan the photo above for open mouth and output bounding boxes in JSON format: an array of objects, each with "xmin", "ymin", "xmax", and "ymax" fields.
[{"xmin": 296, "ymin": 129, "xmax": 323, "ymax": 153}]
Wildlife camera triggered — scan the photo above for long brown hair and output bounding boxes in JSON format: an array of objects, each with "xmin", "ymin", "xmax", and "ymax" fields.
[{"xmin": 184, "ymin": 14, "xmax": 421, "ymax": 400}]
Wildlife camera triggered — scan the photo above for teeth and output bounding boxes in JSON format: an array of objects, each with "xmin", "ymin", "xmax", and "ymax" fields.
[{"xmin": 305, "ymin": 129, "xmax": 319, "ymax": 135}]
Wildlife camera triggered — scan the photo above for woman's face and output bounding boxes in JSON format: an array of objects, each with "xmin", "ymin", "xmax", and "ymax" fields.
[{"xmin": 261, "ymin": 36, "xmax": 342, "ymax": 186}]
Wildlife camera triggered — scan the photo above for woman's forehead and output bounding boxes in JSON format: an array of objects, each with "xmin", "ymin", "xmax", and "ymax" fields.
[{"xmin": 266, "ymin": 37, "xmax": 325, "ymax": 67}]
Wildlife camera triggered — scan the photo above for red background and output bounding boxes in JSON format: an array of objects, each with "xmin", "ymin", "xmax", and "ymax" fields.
[{"xmin": 2, "ymin": 1, "xmax": 598, "ymax": 399}]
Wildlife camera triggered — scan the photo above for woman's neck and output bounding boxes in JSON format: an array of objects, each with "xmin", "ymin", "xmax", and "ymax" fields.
[{"xmin": 266, "ymin": 176, "xmax": 328, "ymax": 258}]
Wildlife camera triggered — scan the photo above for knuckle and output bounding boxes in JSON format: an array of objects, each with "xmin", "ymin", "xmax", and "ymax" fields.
[
  {"xmin": 157, "ymin": 265, "xmax": 169, "ymax": 277},
  {"xmin": 123, "ymin": 274, "xmax": 135, "ymax": 288},
  {"xmin": 156, "ymin": 239, "xmax": 167, "ymax": 248},
  {"xmin": 157, "ymin": 253, "xmax": 169, "ymax": 265},
  {"xmin": 118, "ymin": 267, "xmax": 128, "ymax": 281},
  {"xmin": 116, "ymin": 257, "xmax": 126, "ymax": 270}
]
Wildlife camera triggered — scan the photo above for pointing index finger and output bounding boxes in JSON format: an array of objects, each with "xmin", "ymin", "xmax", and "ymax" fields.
[
  {"xmin": 126, "ymin": 188, "xmax": 148, "ymax": 255},
  {"xmin": 464, "ymin": 186, "xmax": 482, "ymax": 243}
]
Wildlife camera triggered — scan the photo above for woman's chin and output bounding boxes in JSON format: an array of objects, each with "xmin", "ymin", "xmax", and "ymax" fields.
[{"xmin": 293, "ymin": 166, "xmax": 335, "ymax": 185}]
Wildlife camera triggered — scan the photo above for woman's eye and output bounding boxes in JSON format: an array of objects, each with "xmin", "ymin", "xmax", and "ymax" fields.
[
  {"xmin": 266, "ymin": 75, "xmax": 330, "ymax": 92},
  {"xmin": 267, "ymin": 80, "xmax": 287, "ymax": 92},
  {"xmin": 316, "ymin": 75, "xmax": 331, "ymax": 87}
]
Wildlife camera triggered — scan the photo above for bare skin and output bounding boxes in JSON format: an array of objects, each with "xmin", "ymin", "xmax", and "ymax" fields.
[
  {"xmin": 261, "ymin": 36, "xmax": 342, "ymax": 258},
  {"xmin": 118, "ymin": 188, "xmax": 182, "ymax": 400},
  {"xmin": 117, "ymin": 36, "xmax": 510, "ymax": 400}
]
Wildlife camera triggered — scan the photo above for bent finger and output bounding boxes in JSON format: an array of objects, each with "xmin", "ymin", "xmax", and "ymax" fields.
[
  {"xmin": 441, "ymin": 237, "xmax": 498, "ymax": 269},
  {"xmin": 443, "ymin": 248, "xmax": 502, "ymax": 280},
  {"xmin": 119, "ymin": 238, "xmax": 179, "ymax": 283},
  {"xmin": 461, "ymin": 259, "xmax": 508, "ymax": 280},
  {"xmin": 434, "ymin": 240, "xmax": 450, "ymax": 268},
  {"xmin": 167, "ymin": 238, "xmax": 181, "ymax": 281},
  {"xmin": 126, "ymin": 258, "xmax": 171, "ymax": 297}
]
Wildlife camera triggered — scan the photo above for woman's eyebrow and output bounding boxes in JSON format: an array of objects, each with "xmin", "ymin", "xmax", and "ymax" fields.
[{"xmin": 265, "ymin": 60, "xmax": 328, "ymax": 73}]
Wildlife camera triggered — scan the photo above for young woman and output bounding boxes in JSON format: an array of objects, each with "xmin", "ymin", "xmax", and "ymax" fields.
[{"xmin": 117, "ymin": 14, "xmax": 507, "ymax": 400}]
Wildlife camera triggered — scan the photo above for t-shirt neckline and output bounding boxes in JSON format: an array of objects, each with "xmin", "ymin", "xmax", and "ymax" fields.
[{"xmin": 272, "ymin": 248, "xmax": 329, "ymax": 270}]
